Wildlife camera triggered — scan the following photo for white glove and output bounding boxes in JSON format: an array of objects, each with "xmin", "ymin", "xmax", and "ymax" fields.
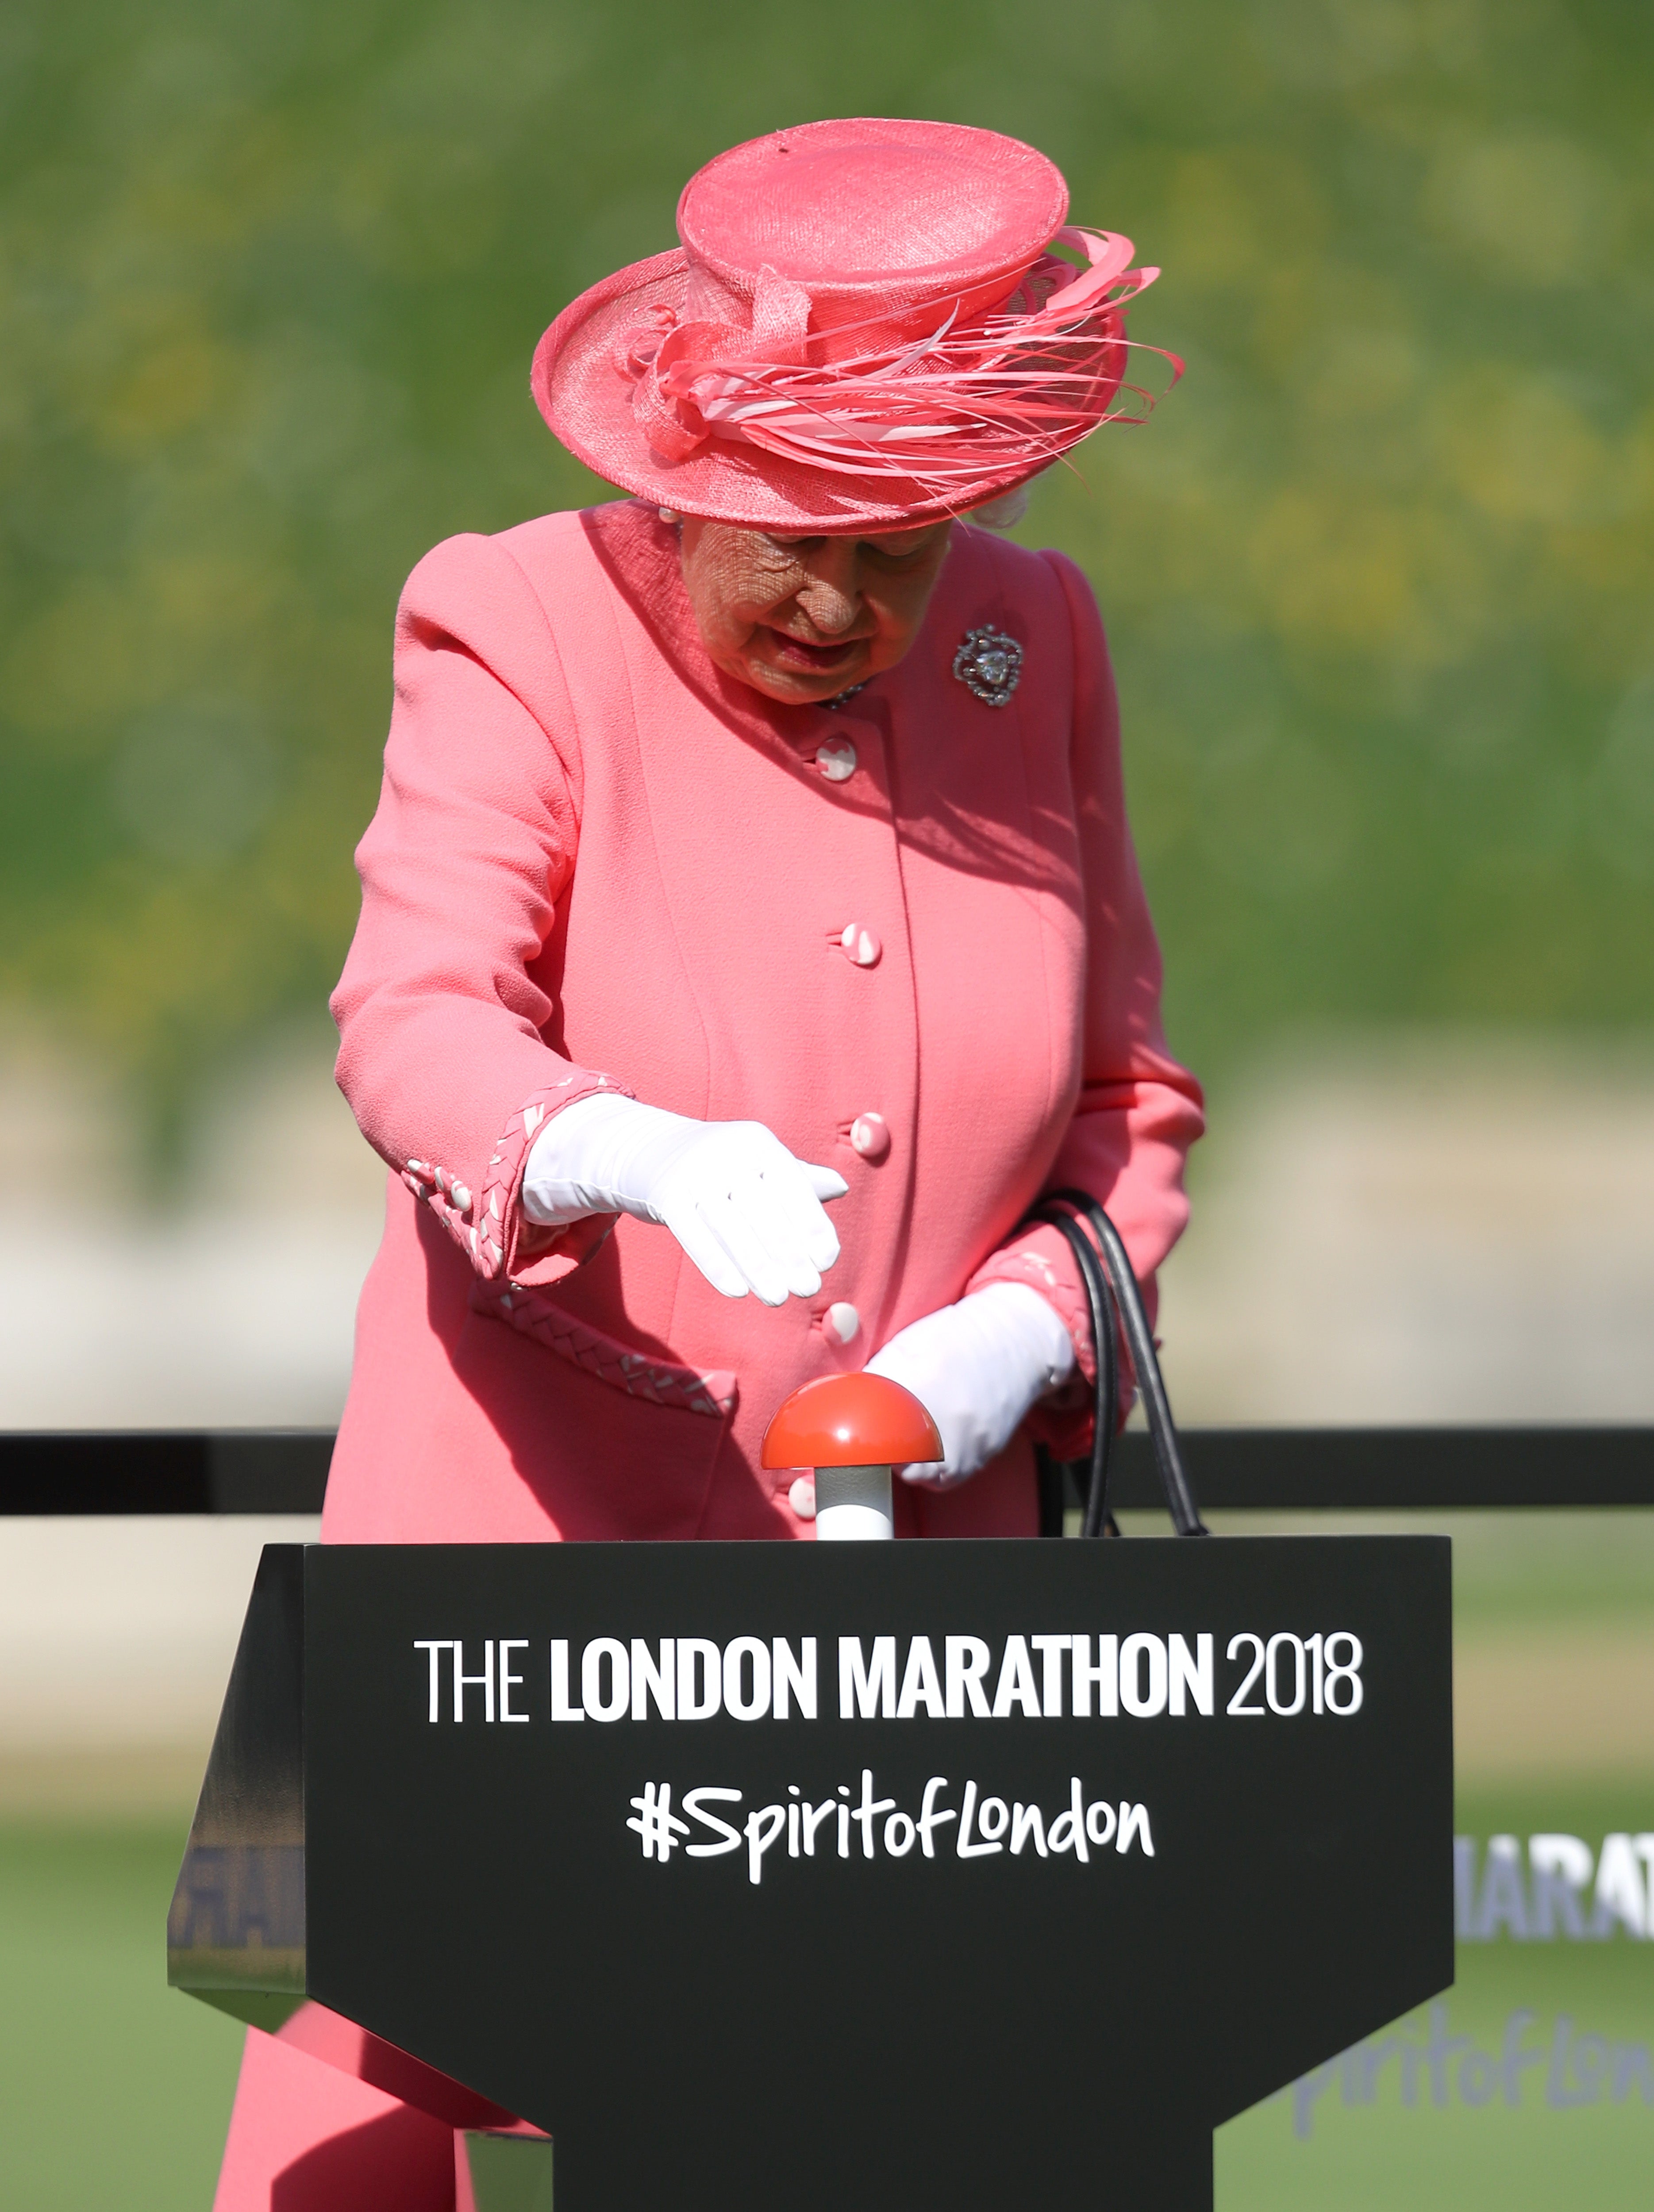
[
  {"xmin": 520, "ymin": 1091, "xmax": 847, "ymax": 1307},
  {"xmin": 864, "ymin": 1282, "xmax": 1076, "ymax": 1488}
]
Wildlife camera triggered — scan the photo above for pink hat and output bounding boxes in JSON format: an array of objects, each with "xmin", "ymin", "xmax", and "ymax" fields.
[{"xmin": 532, "ymin": 118, "xmax": 1173, "ymax": 531}]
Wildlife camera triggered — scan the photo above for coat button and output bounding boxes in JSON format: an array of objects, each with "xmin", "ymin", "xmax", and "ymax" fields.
[
  {"xmin": 838, "ymin": 922, "xmax": 881, "ymax": 968},
  {"xmin": 849, "ymin": 1112, "xmax": 890, "ymax": 1162},
  {"xmin": 815, "ymin": 739, "xmax": 857, "ymax": 782},
  {"xmin": 824, "ymin": 1301, "xmax": 862, "ymax": 1345},
  {"xmin": 788, "ymin": 1476, "xmax": 817, "ymax": 1519}
]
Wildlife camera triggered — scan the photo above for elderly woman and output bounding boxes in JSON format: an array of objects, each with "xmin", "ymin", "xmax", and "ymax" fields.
[{"xmin": 213, "ymin": 117, "xmax": 1203, "ymax": 2211}]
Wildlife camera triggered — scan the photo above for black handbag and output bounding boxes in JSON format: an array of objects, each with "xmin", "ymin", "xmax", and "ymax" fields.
[{"xmin": 1018, "ymin": 1188, "xmax": 1208, "ymax": 1540}]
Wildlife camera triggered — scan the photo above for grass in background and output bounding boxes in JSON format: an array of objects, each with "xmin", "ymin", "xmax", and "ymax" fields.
[
  {"xmin": 5, "ymin": 1804, "xmax": 1647, "ymax": 2209},
  {"xmin": 1219, "ymin": 1776, "xmax": 1654, "ymax": 2211},
  {"xmin": 2, "ymin": 0, "xmax": 1652, "ymax": 1164},
  {"xmin": 0, "ymin": 1822, "xmax": 240, "ymax": 2211}
]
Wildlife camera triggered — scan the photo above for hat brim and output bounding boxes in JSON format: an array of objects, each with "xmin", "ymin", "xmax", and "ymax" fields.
[{"xmin": 531, "ymin": 250, "xmax": 1050, "ymax": 533}]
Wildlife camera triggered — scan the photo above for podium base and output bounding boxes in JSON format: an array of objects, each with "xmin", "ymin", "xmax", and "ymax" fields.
[{"xmin": 462, "ymin": 2130, "xmax": 554, "ymax": 2212}]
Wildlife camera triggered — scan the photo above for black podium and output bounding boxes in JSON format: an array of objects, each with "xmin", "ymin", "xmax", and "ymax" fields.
[{"xmin": 171, "ymin": 1534, "xmax": 1450, "ymax": 2208}]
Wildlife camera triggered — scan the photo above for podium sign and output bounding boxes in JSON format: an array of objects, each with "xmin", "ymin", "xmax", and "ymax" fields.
[{"xmin": 171, "ymin": 1536, "xmax": 1452, "ymax": 2209}]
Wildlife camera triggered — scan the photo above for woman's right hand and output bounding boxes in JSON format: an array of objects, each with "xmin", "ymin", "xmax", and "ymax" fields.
[{"xmin": 521, "ymin": 1091, "xmax": 847, "ymax": 1306}]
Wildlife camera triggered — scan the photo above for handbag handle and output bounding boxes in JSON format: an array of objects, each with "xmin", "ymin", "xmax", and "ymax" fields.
[{"xmin": 1019, "ymin": 1190, "xmax": 1208, "ymax": 1540}]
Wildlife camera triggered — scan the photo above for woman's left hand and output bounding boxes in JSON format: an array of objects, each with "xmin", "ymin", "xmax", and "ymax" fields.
[{"xmin": 864, "ymin": 1283, "xmax": 1076, "ymax": 1487}]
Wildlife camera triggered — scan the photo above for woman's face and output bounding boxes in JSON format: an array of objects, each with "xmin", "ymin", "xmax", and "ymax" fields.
[{"xmin": 677, "ymin": 517, "xmax": 955, "ymax": 706}]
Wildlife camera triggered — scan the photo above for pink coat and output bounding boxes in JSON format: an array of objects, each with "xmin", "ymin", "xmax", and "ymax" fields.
[{"xmin": 322, "ymin": 501, "xmax": 1203, "ymax": 1545}]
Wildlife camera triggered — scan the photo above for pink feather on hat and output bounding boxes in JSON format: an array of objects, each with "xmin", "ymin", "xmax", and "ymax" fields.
[{"xmin": 532, "ymin": 118, "xmax": 1179, "ymax": 531}]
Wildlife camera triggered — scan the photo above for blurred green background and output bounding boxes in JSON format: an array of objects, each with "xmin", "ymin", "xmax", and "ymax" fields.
[
  {"xmin": 3, "ymin": 3, "xmax": 1652, "ymax": 2206},
  {"xmin": 4, "ymin": 0, "xmax": 1652, "ymax": 1165}
]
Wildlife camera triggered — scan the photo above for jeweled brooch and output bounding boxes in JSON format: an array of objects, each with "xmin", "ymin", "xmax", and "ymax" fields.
[{"xmin": 952, "ymin": 624, "xmax": 1024, "ymax": 707}]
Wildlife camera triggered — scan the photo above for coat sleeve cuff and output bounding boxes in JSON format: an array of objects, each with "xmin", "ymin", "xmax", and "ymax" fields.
[
  {"xmin": 965, "ymin": 1223, "xmax": 1142, "ymax": 1460},
  {"xmin": 399, "ymin": 1073, "xmax": 635, "ymax": 1290}
]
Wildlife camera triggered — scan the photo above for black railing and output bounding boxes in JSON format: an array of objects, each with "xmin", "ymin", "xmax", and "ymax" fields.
[{"xmin": 2, "ymin": 1425, "xmax": 1650, "ymax": 1516}]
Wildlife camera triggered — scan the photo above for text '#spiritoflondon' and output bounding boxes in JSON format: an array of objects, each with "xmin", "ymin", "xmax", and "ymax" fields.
[{"xmin": 625, "ymin": 1770, "xmax": 1154, "ymax": 1885}]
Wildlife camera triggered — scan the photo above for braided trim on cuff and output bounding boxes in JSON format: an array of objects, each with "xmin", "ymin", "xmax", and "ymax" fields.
[{"xmin": 399, "ymin": 1073, "xmax": 632, "ymax": 1283}]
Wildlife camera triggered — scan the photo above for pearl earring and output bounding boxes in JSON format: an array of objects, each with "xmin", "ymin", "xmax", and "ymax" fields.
[{"xmin": 658, "ymin": 508, "xmax": 681, "ymax": 525}]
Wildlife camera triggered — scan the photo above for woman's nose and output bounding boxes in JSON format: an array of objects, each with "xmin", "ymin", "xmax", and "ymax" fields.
[
  {"xmin": 798, "ymin": 576, "xmax": 860, "ymax": 634},
  {"xmin": 796, "ymin": 543, "xmax": 864, "ymax": 634}
]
